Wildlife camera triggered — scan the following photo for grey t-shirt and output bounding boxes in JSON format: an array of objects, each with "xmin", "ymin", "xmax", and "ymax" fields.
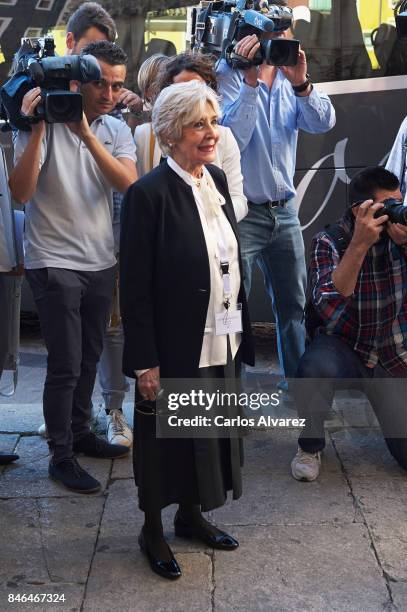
[{"xmin": 14, "ymin": 115, "xmax": 136, "ymax": 271}]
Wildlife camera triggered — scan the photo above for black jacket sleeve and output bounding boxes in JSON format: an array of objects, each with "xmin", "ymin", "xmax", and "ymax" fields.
[{"xmin": 120, "ymin": 181, "xmax": 159, "ymax": 377}]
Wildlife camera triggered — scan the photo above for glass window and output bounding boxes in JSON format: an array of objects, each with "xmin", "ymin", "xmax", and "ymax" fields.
[
  {"xmin": 23, "ymin": 27, "xmax": 43, "ymax": 38},
  {"xmin": 309, "ymin": 0, "xmax": 332, "ymax": 10},
  {"xmin": 36, "ymin": 0, "xmax": 55, "ymax": 10},
  {"xmin": 144, "ymin": 8, "xmax": 188, "ymax": 59},
  {"xmin": 290, "ymin": 0, "xmax": 407, "ymax": 81}
]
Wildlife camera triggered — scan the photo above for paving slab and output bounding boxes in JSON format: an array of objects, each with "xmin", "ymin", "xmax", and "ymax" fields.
[
  {"xmin": 0, "ymin": 498, "xmax": 48, "ymax": 585},
  {"xmin": 0, "ymin": 436, "xmax": 112, "ymax": 498},
  {"xmin": 110, "ymin": 453, "xmax": 133, "ymax": 480},
  {"xmin": 212, "ymin": 468, "xmax": 358, "ymax": 527},
  {"xmin": 244, "ymin": 429, "xmax": 342, "ymax": 476},
  {"xmin": 0, "ymin": 403, "xmax": 44, "ymax": 434},
  {"xmin": 0, "ymin": 496, "xmax": 104, "ymax": 584},
  {"xmin": 36, "ymin": 497, "xmax": 105, "ymax": 583},
  {"xmin": 389, "ymin": 581, "xmax": 407, "ymax": 611},
  {"xmin": 84, "ymin": 551, "xmax": 212, "ymax": 612},
  {"xmin": 213, "ymin": 524, "xmax": 390, "ymax": 611},
  {"xmin": 331, "ymin": 429, "xmax": 406, "ymax": 479},
  {"xmin": 85, "ymin": 481, "xmax": 212, "ymax": 611},
  {"xmin": 351, "ymin": 478, "xmax": 407, "ymax": 581}
]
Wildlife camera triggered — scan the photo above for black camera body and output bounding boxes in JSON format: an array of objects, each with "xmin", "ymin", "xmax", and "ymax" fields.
[
  {"xmin": 191, "ymin": 0, "xmax": 299, "ymax": 69},
  {"xmin": 0, "ymin": 37, "xmax": 101, "ymax": 131},
  {"xmin": 375, "ymin": 198, "xmax": 407, "ymax": 226}
]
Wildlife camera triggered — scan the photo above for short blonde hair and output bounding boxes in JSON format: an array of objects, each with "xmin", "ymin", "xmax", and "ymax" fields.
[
  {"xmin": 152, "ymin": 81, "xmax": 220, "ymax": 158},
  {"xmin": 137, "ymin": 54, "xmax": 169, "ymax": 105}
]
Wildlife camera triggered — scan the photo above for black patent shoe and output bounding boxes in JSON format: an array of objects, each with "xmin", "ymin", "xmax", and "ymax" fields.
[
  {"xmin": 138, "ymin": 528, "xmax": 182, "ymax": 580},
  {"xmin": 174, "ymin": 512, "xmax": 239, "ymax": 550},
  {"xmin": 0, "ymin": 452, "xmax": 19, "ymax": 465}
]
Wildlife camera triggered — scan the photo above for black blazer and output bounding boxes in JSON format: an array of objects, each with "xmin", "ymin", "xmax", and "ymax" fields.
[{"xmin": 120, "ymin": 161, "xmax": 255, "ymax": 379}]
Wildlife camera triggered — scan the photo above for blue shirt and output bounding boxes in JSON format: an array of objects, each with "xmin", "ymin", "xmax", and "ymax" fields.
[
  {"xmin": 386, "ymin": 115, "xmax": 407, "ymax": 203},
  {"xmin": 216, "ymin": 60, "xmax": 336, "ymax": 204}
]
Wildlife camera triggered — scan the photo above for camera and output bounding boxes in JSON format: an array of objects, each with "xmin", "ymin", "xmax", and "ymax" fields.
[
  {"xmin": 191, "ymin": 1, "xmax": 299, "ymax": 69},
  {"xmin": 374, "ymin": 198, "xmax": 407, "ymax": 225},
  {"xmin": 0, "ymin": 36, "xmax": 101, "ymax": 131}
]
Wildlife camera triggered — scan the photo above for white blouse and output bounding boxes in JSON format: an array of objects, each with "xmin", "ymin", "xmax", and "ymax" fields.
[{"xmin": 167, "ymin": 157, "xmax": 242, "ymax": 368}]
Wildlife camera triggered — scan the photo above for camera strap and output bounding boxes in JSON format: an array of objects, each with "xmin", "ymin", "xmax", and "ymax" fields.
[
  {"xmin": 401, "ymin": 137, "xmax": 407, "ymax": 198},
  {"xmin": 195, "ymin": 3, "xmax": 212, "ymax": 46},
  {"xmin": 221, "ymin": 11, "xmax": 241, "ymax": 62}
]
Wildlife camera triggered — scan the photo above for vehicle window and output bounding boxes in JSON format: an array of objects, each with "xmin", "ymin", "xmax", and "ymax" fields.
[
  {"xmin": 292, "ymin": 0, "xmax": 407, "ymax": 82},
  {"xmin": 143, "ymin": 8, "xmax": 189, "ymax": 59}
]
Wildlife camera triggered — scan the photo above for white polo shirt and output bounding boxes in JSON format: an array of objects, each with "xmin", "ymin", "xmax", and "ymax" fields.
[
  {"xmin": 0, "ymin": 155, "xmax": 15, "ymax": 272},
  {"xmin": 13, "ymin": 115, "xmax": 136, "ymax": 271}
]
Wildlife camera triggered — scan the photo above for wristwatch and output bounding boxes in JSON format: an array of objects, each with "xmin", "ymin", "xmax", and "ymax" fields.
[{"xmin": 292, "ymin": 75, "xmax": 312, "ymax": 94}]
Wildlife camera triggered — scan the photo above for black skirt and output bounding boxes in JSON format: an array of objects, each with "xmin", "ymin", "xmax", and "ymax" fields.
[{"xmin": 132, "ymin": 345, "xmax": 243, "ymax": 512}]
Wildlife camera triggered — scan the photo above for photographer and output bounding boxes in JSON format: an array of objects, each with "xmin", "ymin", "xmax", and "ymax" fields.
[
  {"xmin": 216, "ymin": 0, "xmax": 336, "ymax": 385},
  {"xmin": 36, "ymin": 1, "xmax": 138, "ymax": 448},
  {"xmin": 8, "ymin": 40, "xmax": 137, "ymax": 493},
  {"xmin": 291, "ymin": 167, "xmax": 407, "ymax": 482}
]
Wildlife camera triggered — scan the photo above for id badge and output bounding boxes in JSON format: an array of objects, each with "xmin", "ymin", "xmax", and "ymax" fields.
[{"xmin": 215, "ymin": 303, "xmax": 243, "ymax": 336}]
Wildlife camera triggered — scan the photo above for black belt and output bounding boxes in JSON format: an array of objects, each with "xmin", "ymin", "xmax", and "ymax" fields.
[{"xmin": 249, "ymin": 199, "xmax": 288, "ymax": 208}]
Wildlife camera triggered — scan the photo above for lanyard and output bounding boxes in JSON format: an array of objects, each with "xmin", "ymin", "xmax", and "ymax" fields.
[{"xmin": 219, "ymin": 241, "xmax": 231, "ymax": 310}]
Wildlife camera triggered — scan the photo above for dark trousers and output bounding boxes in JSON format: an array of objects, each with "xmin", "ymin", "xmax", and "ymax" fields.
[
  {"xmin": 26, "ymin": 266, "xmax": 115, "ymax": 462},
  {"xmin": 294, "ymin": 334, "xmax": 407, "ymax": 470}
]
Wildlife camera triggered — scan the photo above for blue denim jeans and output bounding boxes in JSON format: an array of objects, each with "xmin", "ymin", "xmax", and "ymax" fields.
[
  {"xmin": 98, "ymin": 320, "xmax": 129, "ymax": 412},
  {"xmin": 238, "ymin": 200, "xmax": 306, "ymax": 378},
  {"xmin": 294, "ymin": 334, "xmax": 407, "ymax": 470}
]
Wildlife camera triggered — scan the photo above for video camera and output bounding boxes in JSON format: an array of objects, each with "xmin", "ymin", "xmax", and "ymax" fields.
[
  {"xmin": 191, "ymin": 0, "xmax": 299, "ymax": 69},
  {"xmin": 0, "ymin": 36, "xmax": 101, "ymax": 131}
]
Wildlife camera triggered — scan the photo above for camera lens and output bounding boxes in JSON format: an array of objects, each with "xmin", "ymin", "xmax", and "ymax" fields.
[
  {"xmin": 261, "ymin": 39, "xmax": 300, "ymax": 67},
  {"xmin": 44, "ymin": 91, "xmax": 83, "ymax": 123}
]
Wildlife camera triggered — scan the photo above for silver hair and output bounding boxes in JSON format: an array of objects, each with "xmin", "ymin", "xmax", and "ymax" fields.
[{"xmin": 152, "ymin": 81, "xmax": 220, "ymax": 157}]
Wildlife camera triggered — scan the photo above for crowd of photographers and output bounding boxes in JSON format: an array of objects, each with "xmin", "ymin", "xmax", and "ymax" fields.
[{"xmin": 1, "ymin": 0, "xmax": 407, "ymax": 577}]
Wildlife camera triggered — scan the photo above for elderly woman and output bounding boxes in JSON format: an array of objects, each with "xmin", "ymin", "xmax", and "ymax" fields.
[
  {"xmin": 120, "ymin": 81, "xmax": 254, "ymax": 580},
  {"xmin": 134, "ymin": 52, "xmax": 248, "ymax": 222}
]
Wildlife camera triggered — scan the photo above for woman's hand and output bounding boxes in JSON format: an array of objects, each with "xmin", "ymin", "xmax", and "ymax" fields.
[{"xmin": 138, "ymin": 366, "xmax": 160, "ymax": 401}]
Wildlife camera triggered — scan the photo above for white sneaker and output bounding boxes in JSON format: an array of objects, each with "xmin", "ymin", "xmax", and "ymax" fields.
[
  {"xmin": 38, "ymin": 423, "xmax": 48, "ymax": 437},
  {"xmin": 291, "ymin": 447, "xmax": 321, "ymax": 481},
  {"xmin": 106, "ymin": 409, "xmax": 133, "ymax": 448}
]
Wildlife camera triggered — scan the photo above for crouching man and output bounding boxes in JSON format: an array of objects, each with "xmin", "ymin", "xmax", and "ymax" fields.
[
  {"xmin": 291, "ymin": 167, "xmax": 407, "ymax": 481},
  {"xmin": 8, "ymin": 40, "xmax": 137, "ymax": 492}
]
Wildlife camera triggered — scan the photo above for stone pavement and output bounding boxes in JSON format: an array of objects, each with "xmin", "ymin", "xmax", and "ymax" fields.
[{"xmin": 1, "ymin": 330, "xmax": 407, "ymax": 611}]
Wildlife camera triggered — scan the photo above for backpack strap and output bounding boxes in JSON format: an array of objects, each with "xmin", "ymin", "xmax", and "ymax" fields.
[
  {"xmin": 323, "ymin": 223, "xmax": 351, "ymax": 258},
  {"xmin": 303, "ymin": 223, "xmax": 351, "ymax": 342}
]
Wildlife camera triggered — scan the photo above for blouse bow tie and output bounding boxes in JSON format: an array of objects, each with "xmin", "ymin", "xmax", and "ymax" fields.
[{"xmin": 199, "ymin": 168, "xmax": 226, "ymax": 217}]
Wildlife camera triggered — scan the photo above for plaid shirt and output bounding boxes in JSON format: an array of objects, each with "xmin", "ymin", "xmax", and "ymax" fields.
[{"xmin": 312, "ymin": 213, "xmax": 407, "ymax": 375}]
